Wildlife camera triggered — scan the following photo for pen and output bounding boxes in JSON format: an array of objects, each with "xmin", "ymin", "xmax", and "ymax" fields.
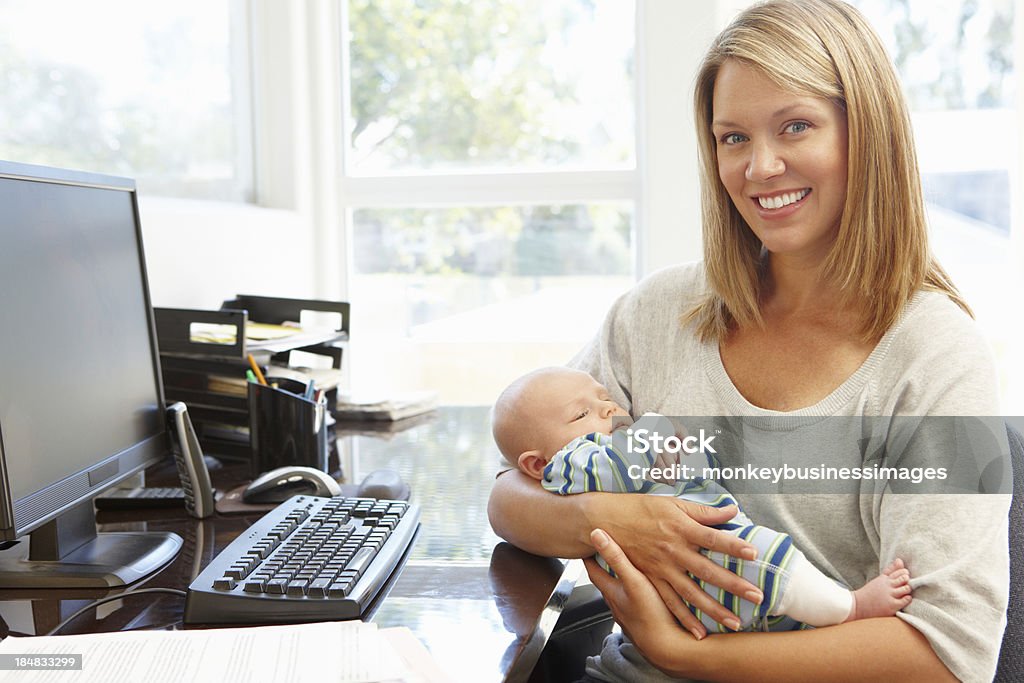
[
  {"xmin": 246, "ymin": 369, "xmax": 258, "ymax": 383},
  {"xmin": 247, "ymin": 353, "xmax": 268, "ymax": 386},
  {"xmin": 304, "ymin": 380, "xmax": 316, "ymax": 401}
]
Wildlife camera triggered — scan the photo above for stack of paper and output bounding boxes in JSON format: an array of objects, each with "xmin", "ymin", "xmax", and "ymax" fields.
[
  {"xmin": 335, "ymin": 391, "xmax": 438, "ymax": 422},
  {"xmin": 265, "ymin": 364, "xmax": 345, "ymax": 392},
  {"xmin": 0, "ymin": 621, "xmax": 449, "ymax": 683}
]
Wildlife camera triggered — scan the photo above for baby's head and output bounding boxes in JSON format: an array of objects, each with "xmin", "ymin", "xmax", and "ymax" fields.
[{"xmin": 492, "ymin": 367, "xmax": 629, "ymax": 480}]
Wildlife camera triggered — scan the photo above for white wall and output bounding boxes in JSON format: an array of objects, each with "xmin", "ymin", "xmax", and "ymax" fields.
[{"xmin": 139, "ymin": 198, "xmax": 316, "ymax": 308}]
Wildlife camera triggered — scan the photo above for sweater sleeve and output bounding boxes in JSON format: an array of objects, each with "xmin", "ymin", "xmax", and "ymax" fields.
[
  {"xmin": 880, "ymin": 493, "xmax": 1009, "ymax": 683},
  {"xmin": 875, "ymin": 295, "xmax": 1010, "ymax": 683}
]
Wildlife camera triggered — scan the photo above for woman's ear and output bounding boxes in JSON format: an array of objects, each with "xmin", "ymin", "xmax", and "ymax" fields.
[{"xmin": 517, "ymin": 451, "xmax": 548, "ymax": 480}]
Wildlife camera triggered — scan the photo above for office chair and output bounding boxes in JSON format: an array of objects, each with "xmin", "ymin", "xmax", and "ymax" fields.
[
  {"xmin": 995, "ymin": 422, "xmax": 1023, "ymax": 682},
  {"xmin": 534, "ymin": 423, "xmax": 1024, "ymax": 683},
  {"xmin": 530, "ymin": 579, "xmax": 613, "ymax": 682}
]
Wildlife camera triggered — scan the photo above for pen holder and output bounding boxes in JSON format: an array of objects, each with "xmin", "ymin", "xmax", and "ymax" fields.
[{"xmin": 248, "ymin": 377, "xmax": 328, "ymax": 477}]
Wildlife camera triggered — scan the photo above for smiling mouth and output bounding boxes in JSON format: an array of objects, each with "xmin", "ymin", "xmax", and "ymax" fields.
[{"xmin": 754, "ymin": 188, "xmax": 811, "ymax": 210}]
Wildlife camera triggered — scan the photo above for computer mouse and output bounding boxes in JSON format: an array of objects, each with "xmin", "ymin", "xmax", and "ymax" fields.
[
  {"xmin": 356, "ymin": 469, "xmax": 411, "ymax": 501},
  {"xmin": 242, "ymin": 466, "xmax": 342, "ymax": 504}
]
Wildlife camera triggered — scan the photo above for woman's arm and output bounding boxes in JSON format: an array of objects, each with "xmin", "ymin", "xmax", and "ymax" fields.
[
  {"xmin": 671, "ymin": 617, "xmax": 955, "ymax": 682},
  {"xmin": 587, "ymin": 529, "xmax": 957, "ymax": 682},
  {"xmin": 488, "ymin": 470, "xmax": 765, "ymax": 635},
  {"xmin": 488, "ymin": 469, "xmax": 595, "ymax": 557}
]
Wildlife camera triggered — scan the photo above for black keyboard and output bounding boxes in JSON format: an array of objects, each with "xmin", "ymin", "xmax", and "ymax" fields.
[
  {"xmin": 184, "ymin": 495, "xmax": 419, "ymax": 624},
  {"xmin": 95, "ymin": 486, "xmax": 187, "ymax": 509}
]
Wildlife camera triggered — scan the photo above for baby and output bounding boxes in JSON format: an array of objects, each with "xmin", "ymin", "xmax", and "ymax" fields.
[{"xmin": 492, "ymin": 366, "xmax": 913, "ymax": 632}]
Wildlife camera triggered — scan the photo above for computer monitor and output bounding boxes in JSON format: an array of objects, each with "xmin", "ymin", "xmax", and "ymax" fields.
[{"xmin": 0, "ymin": 160, "xmax": 182, "ymax": 588}]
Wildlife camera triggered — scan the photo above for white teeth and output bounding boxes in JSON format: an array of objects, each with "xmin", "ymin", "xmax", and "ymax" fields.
[{"xmin": 758, "ymin": 188, "xmax": 809, "ymax": 209}]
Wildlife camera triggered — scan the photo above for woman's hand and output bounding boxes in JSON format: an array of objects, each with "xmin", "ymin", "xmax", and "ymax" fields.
[
  {"xmin": 582, "ymin": 493, "xmax": 762, "ymax": 638},
  {"xmin": 585, "ymin": 528, "xmax": 702, "ymax": 677}
]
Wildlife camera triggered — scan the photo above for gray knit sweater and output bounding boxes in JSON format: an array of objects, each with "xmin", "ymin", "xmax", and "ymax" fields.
[{"xmin": 570, "ymin": 262, "xmax": 1010, "ymax": 683}]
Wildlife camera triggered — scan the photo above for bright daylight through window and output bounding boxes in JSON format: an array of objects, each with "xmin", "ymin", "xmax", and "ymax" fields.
[
  {"xmin": 851, "ymin": 0, "xmax": 1020, "ymax": 411},
  {"xmin": 0, "ymin": 0, "xmax": 247, "ymax": 200},
  {"xmin": 344, "ymin": 0, "xmax": 637, "ymax": 403}
]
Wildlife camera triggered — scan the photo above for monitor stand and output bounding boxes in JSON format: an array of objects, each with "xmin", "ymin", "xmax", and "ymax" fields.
[{"xmin": 0, "ymin": 501, "xmax": 182, "ymax": 588}]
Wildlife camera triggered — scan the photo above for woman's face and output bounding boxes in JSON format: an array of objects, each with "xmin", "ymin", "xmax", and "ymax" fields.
[{"xmin": 711, "ymin": 59, "xmax": 849, "ymax": 264}]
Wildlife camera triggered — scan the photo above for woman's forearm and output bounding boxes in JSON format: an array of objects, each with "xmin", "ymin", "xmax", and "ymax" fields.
[
  {"xmin": 674, "ymin": 617, "xmax": 956, "ymax": 683},
  {"xmin": 487, "ymin": 470, "xmax": 596, "ymax": 557}
]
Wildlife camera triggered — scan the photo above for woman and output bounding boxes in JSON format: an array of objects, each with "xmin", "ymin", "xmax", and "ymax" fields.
[{"xmin": 487, "ymin": 1, "xmax": 1010, "ymax": 681}]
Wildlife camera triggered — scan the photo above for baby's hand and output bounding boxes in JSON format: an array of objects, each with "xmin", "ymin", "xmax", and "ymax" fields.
[
  {"xmin": 635, "ymin": 413, "xmax": 682, "ymax": 485},
  {"xmin": 650, "ymin": 449, "xmax": 681, "ymax": 484}
]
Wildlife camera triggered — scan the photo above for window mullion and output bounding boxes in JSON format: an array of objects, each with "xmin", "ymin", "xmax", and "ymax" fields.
[{"xmin": 340, "ymin": 170, "xmax": 636, "ymax": 208}]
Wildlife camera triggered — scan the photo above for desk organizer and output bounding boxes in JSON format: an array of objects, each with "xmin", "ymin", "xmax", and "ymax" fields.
[
  {"xmin": 248, "ymin": 377, "xmax": 329, "ymax": 476},
  {"xmin": 155, "ymin": 295, "xmax": 349, "ymax": 460}
]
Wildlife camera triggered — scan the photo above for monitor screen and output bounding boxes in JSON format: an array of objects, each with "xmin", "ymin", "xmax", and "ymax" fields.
[{"xmin": 0, "ymin": 161, "xmax": 180, "ymax": 587}]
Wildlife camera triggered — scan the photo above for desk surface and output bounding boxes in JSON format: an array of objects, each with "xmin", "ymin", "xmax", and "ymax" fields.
[{"xmin": 0, "ymin": 406, "xmax": 577, "ymax": 683}]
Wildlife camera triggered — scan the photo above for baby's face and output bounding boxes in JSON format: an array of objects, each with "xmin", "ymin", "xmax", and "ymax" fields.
[{"xmin": 527, "ymin": 370, "xmax": 630, "ymax": 461}]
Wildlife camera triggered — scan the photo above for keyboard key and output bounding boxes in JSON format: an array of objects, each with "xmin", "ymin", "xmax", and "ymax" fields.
[
  {"xmin": 346, "ymin": 547, "xmax": 375, "ymax": 575},
  {"xmin": 224, "ymin": 565, "xmax": 251, "ymax": 580},
  {"xmin": 214, "ymin": 577, "xmax": 236, "ymax": 590}
]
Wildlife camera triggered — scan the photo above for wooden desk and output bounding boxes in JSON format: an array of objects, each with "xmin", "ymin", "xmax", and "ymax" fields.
[{"xmin": 0, "ymin": 407, "xmax": 578, "ymax": 683}]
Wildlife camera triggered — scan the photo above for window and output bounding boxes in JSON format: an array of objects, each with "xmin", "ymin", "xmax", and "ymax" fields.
[
  {"xmin": 342, "ymin": 0, "xmax": 637, "ymax": 403},
  {"xmin": 853, "ymin": 0, "xmax": 1014, "ymax": 230},
  {"xmin": 345, "ymin": 0, "xmax": 634, "ymax": 173},
  {"xmin": 850, "ymin": 0, "xmax": 1021, "ymax": 412},
  {"xmin": 0, "ymin": 0, "xmax": 250, "ymax": 201}
]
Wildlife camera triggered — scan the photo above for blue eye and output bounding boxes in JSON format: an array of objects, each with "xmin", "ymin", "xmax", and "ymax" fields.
[
  {"xmin": 786, "ymin": 121, "xmax": 810, "ymax": 134},
  {"xmin": 720, "ymin": 133, "xmax": 747, "ymax": 145}
]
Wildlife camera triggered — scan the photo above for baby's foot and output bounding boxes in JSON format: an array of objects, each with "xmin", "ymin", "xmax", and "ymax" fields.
[{"xmin": 844, "ymin": 558, "xmax": 913, "ymax": 622}]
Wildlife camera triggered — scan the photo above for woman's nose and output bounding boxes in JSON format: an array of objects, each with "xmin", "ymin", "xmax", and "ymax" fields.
[{"xmin": 745, "ymin": 141, "xmax": 785, "ymax": 182}]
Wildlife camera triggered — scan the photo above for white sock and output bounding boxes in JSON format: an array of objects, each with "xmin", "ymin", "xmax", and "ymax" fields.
[{"xmin": 772, "ymin": 552, "xmax": 853, "ymax": 627}]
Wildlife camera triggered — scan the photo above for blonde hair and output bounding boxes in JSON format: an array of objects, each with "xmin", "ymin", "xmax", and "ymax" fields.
[{"xmin": 687, "ymin": 0, "xmax": 969, "ymax": 342}]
